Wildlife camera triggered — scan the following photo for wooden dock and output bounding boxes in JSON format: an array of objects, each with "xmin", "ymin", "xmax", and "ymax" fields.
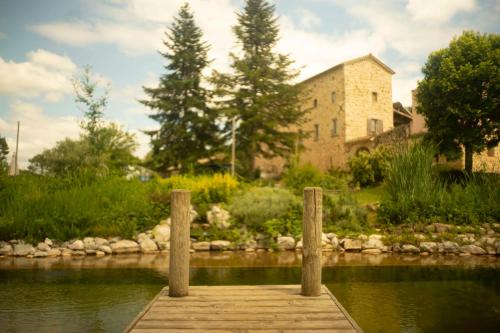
[
  {"xmin": 126, "ymin": 284, "xmax": 362, "ymax": 333},
  {"xmin": 126, "ymin": 188, "xmax": 362, "ymax": 332}
]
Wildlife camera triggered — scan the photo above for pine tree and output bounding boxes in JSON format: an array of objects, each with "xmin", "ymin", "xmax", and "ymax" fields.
[
  {"xmin": 141, "ymin": 3, "xmax": 221, "ymax": 172},
  {"xmin": 212, "ymin": 0, "xmax": 306, "ymax": 176}
]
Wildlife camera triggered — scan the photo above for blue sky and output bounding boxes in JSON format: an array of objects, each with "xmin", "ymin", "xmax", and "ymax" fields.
[{"xmin": 0, "ymin": 0, "xmax": 498, "ymax": 167}]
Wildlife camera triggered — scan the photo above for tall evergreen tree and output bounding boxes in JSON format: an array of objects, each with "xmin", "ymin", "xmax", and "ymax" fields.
[
  {"xmin": 141, "ymin": 3, "xmax": 221, "ymax": 172},
  {"xmin": 212, "ymin": 0, "xmax": 306, "ymax": 176}
]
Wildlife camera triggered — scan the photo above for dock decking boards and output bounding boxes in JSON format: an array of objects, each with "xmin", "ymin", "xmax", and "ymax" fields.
[{"xmin": 126, "ymin": 285, "xmax": 363, "ymax": 333}]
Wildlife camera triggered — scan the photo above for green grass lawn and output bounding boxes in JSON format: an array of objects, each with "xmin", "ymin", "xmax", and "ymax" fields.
[{"xmin": 352, "ymin": 185, "xmax": 387, "ymax": 204}]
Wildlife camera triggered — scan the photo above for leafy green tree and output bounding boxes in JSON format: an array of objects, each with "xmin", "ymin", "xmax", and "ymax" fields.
[
  {"xmin": 0, "ymin": 136, "xmax": 9, "ymax": 173},
  {"xmin": 28, "ymin": 124, "xmax": 138, "ymax": 176},
  {"xmin": 212, "ymin": 0, "xmax": 306, "ymax": 176},
  {"xmin": 29, "ymin": 66, "xmax": 138, "ymax": 176},
  {"xmin": 416, "ymin": 31, "xmax": 499, "ymax": 174},
  {"xmin": 72, "ymin": 65, "xmax": 109, "ymax": 161},
  {"xmin": 141, "ymin": 3, "xmax": 221, "ymax": 172}
]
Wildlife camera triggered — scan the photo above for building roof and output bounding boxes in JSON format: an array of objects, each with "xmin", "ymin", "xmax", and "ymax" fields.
[
  {"xmin": 300, "ymin": 53, "xmax": 396, "ymax": 85},
  {"xmin": 393, "ymin": 102, "xmax": 412, "ymax": 119}
]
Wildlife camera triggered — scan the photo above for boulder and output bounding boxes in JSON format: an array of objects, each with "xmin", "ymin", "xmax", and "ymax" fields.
[
  {"xmin": 68, "ymin": 240, "xmax": 84, "ymax": 251},
  {"xmin": 98, "ymin": 245, "xmax": 112, "ymax": 254},
  {"xmin": 296, "ymin": 239, "xmax": 303, "ymax": 249},
  {"xmin": 420, "ymin": 242, "xmax": 438, "ymax": 253},
  {"xmin": 342, "ymin": 239, "xmax": 362, "ymax": 251},
  {"xmin": 152, "ymin": 224, "xmax": 171, "ymax": 242},
  {"xmin": 426, "ymin": 223, "xmax": 453, "ymax": 233},
  {"xmin": 210, "ymin": 240, "xmax": 231, "ymax": 251},
  {"xmin": 72, "ymin": 250, "xmax": 86, "ymax": 256},
  {"xmin": 361, "ymin": 248, "xmax": 382, "ymax": 255},
  {"xmin": 358, "ymin": 234, "xmax": 368, "ymax": 241},
  {"xmin": 37, "ymin": 242, "xmax": 51, "ymax": 252},
  {"xmin": 277, "ymin": 236, "xmax": 296, "ymax": 250},
  {"xmin": 61, "ymin": 248, "xmax": 73, "ymax": 256},
  {"xmin": 137, "ymin": 233, "xmax": 158, "ymax": 253},
  {"xmin": 94, "ymin": 237, "xmax": 109, "ymax": 247},
  {"xmin": 401, "ymin": 244, "xmax": 420, "ymax": 253},
  {"xmin": 192, "ymin": 241, "xmax": 211, "ymax": 251},
  {"xmin": 47, "ymin": 248, "xmax": 61, "ymax": 257},
  {"xmin": 0, "ymin": 243, "xmax": 13, "ymax": 255},
  {"xmin": 14, "ymin": 243, "xmax": 35, "ymax": 256},
  {"xmin": 85, "ymin": 249, "xmax": 97, "ymax": 255},
  {"xmin": 157, "ymin": 241, "xmax": 170, "ymax": 251},
  {"xmin": 33, "ymin": 251, "xmax": 48, "ymax": 258},
  {"xmin": 83, "ymin": 237, "xmax": 97, "ymax": 250},
  {"xmin": 243, "ymin": 239, "xmax": 258, "ymax": 250},
  {"xmin": 206, "ymin": 205, "xmax": 231, "ymax": 229},
  {"xmin": 330, "ymin": 236, "xmax": 339, "ymax": 248},
  {"xmin": 44, "ymin": 238, "xmax": 53, "ymax": 246},
  {"xmin": 95, "ymin": 250, "xmax": 106, "ymax": 256},
  {"xmin": 460, "ymin": 244, "xmax": 487, "ymax": 255},
  {"xmin": 110, "ymin": 240, "xmax": 140, "ymax": 254},
  {"xmin": 442, "ymin": 241, "xmax": 460, "ymax": 253},
  {"xmin": 362, "ymin": 235, "xmax": 384, "ymax": 250},
  {"xmin": 189, "ymin": 205, "xmax": 198, "ymax": 223}
]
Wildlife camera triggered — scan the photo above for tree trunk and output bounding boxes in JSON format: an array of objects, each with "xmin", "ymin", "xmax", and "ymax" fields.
[{"xmin": 464, "ymin": 144, "xmax": 473, "ymax": 175}]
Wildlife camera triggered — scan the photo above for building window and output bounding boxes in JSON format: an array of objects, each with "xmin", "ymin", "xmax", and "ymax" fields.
[
  {"xmin": 314, "ymin": 124, "xmax": 319, "ymax": 141},
  {"xmin": 372, "ymin": 92, "xmax": 378, "ymax": 102},
  {"xmin": 487, "ymin": 147, "xmax": 496, "ymax": 157},
  {"xmin": 368, "ymin": 118, "xmax": 383, "ymax": 135},
  {"xmin": 331, "ymin": 91, "xmax": 336, "ymax": 103},
  {"xmin": 313, "ymin": 99, "xmax": 318, "ymax": 108},
  {"xmin": 331, "ymin": 118, "xmax": 338, "ymax": 137}
]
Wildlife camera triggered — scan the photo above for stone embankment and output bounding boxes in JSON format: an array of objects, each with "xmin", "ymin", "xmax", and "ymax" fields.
[{"xmin": 1, "ymin": 205, "xmax": 499, "ymax": 259}]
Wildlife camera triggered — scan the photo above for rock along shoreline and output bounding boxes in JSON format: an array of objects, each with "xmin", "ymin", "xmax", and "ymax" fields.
[{"xmin": 1, "ymin": 221, "xmax": 499, "ymax": 259}]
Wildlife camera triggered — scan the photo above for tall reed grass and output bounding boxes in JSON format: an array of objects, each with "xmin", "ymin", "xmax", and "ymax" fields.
[{"xmin": 379, "ymin": 142, "xmax": 500, "ymax": 224}]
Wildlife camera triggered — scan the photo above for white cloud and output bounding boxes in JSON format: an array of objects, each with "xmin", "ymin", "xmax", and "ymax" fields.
[
  {"xmin": 406, "ymin": 0, "xmax": 475, "ymax": 22},
  {"xmin": 278, "ymin": 16, "xmax": 386, "ymax": 81},
  {"xmin": 296, "ymin": 8, "xmax": 321, "ymax": 29},
  {"xmin": 0, "ymin": 101, "xmax": 80, "ymax": 168},
  {"xmin": 0, "ymin": 49, "xmax": 77, "ymax": 101}
]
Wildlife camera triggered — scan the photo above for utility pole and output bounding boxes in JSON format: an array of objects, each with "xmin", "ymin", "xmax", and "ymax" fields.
[
  {"xmin": 15, "ymin": 121, "xmax": 19, "ymax": 175},
  {"xmin": 231, "ymin": 117, "xmax": 236, "ymax": 177}
]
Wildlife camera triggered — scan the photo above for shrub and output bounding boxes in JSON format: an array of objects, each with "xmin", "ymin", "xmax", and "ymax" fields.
[
  {"xmin": 159, "ymin": 173, "xmax": 238, "ymax": 220},
  {"xmin": 323, "ymin": 193, "xmax": 368, "ymax": 233},
  {"xmin": 283, "ymin": 164, "xmax": 349, "ymax": 195},
  {"xmin": 228, "ymin": 187, "xmax": 300, "ymax": 233},
  {"xmin": 348, "ymin": 146, "xmax": 391, "ymax": 187}
]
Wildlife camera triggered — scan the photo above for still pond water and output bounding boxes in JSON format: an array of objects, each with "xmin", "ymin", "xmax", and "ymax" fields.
[{"xmin": 0, "ymin": 252, "xmax": 499, "ymax": 333}]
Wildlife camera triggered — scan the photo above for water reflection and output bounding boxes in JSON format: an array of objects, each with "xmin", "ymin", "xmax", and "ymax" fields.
[{"xmin": 0, "ymin": 253, "xmax": 498, "ymax": 333}]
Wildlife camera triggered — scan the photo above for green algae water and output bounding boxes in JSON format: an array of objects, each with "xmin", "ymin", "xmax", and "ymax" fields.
[{"xmin": 0, "ymin": 253, "xmax": 499, "ymax": 333}]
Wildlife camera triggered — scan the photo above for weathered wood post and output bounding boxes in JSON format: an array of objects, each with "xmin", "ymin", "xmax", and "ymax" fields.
[
  {"xmin": 169, "ymin": 189, "xmax": 191, "ymax": 297},
  {"xmin": 301, "ymin": 187, "xmax": 322, "ymax": 296}
]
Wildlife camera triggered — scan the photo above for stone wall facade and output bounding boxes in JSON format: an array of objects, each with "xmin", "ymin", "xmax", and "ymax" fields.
[{"xmin": 255, "ymin": 54, "xmax": 395, "ymax": 175}]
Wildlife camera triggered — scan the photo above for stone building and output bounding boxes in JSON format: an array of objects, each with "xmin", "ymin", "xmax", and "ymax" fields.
[{"xmin": 255, "ymin": 54, "xmax": 397, "ymax": 176}]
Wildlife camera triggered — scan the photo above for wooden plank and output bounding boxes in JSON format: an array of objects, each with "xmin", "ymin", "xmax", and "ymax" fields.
[
  {"xmin": 147, "ymin": 306, "xmax": 341, "ymax": 314},
  {"xmin": 170, "ymin": 288, "xmax": 327, "ymax": 296},
  {"xmin": 156, "ymin": 294, "xmax": 331, "ymax": 301},
  {"xmin": 135, "ymin": 320, "xmax": 354, "ymax": 329},
  {"xmin": 141, "ymin": 312, "xmax": 348, "ymax": 321},
  {"xmin": 130, "ymin": 329, "xmax": 357, "ymax": 333},
  {"xmin": 126, "ymin": 285, "xmax": 363, "ymax": 333},
  {"xmin": 152, "ymin": 300, "xmax": 335, "ymax": 307}
]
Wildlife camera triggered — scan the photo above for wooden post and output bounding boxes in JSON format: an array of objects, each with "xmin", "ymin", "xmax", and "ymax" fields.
[
  {"xmin": 169, "ymin": 189, "xmax": 191, "ymax": 297},
  {"xmin": 301, "ymin": 187, "xmax": 322, "ymax": 296}
]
